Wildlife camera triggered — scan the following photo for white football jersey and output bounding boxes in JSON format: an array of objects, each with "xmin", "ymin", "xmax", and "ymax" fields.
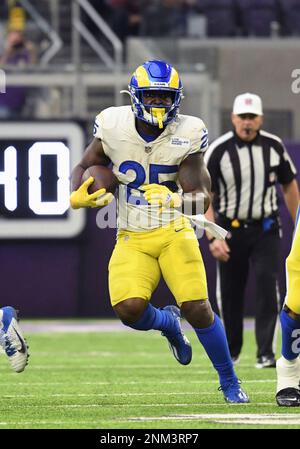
[{"xmin": 93, "ymin": 106, "xmax": 208, "ymax": 231}]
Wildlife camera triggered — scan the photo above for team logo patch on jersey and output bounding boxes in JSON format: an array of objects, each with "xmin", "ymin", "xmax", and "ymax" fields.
[{"xmin": 170, "ymin": 137, "xmax": 191, "ymax": 149}]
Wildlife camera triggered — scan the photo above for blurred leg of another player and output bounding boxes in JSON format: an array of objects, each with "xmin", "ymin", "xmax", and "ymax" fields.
[
  {"xmin": 276, "ymin": 207, "xmax": 300, "ymax": 406},
  {"xmin": 0, "ymin": 306, "xmax": 29, "ymax": 373}
]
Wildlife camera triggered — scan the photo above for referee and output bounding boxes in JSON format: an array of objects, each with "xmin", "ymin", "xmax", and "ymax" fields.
[{"xmin": 204, "ymin": 93, "xmax": 299, "ymax": 368}]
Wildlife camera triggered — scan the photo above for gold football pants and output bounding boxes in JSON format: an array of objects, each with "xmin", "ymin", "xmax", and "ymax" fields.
[{"xmin": 109, "ymin": 219, "xmax": 208, "ymax": 306}]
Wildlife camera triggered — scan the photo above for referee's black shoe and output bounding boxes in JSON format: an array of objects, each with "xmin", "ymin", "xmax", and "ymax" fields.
[
  {"xmin": 276, "ymin": 387, "xmax": 300, "ymax": 407},
  {"xmin": 255, "ymin": 355, "xmax": 276, "ymax": 369}
]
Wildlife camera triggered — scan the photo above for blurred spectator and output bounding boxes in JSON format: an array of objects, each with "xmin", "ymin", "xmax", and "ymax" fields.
[
  {"xmin": 0, "ymin": 29, "xmax": 36, "ymax": 67},
  {"xmin": 198, "ymin": 0, "xmax": 238, "ymax": 37},
  {"xmin": 0, "ymin": 29, "xmax": 36, "ymax": 119},
  {"xmin": 85, "ymin": 0, "xmax": 141, "ymax": 41},
  {"xmin": 127, "ymin": 0, "xmax": 141, "ymax": 36},
  {"xmin": 86, "ymin": 0, "xmax": 300, "ymax": 40},
  {"xmin": 140, "ymin": 0, "xmax": 187, "ymax": 37},
  {"xmin": 0, "ymin": 3, "xmax": 9, "ymax": 45},
  {"xmin": 104, "ymin": 0, "xmax": 141, "ymax": 41},
  {"xmin": 0, "ymin": 4, "xmax": 37, "ymax": 119},
  {"xmin": 85, "ymin": 0, "xmax": 300, "ymax": 40},
  {"xmin": 278, "ymin": 0, "xmax": 300, "ymax": 37},
  {"xmin": 236, "ymin": 0, "xmax": 280, "ymax": 37},
  {"xmin": 83, "ymin": 0, "xmax": 112, "ymax": 38}
]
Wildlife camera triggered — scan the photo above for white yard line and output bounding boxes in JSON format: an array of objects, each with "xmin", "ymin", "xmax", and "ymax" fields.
[
  {"xmin": 0, "ymin": 379, "xmax": 276, "ymax": 386},
  {"xmin": 0, "ymin": 403, "xmax": 276, "ymax": 408},
  {"xmin": 1, "ymin": 391, "xmax": 276, "ymax": 398},
  {"xmin": 0, "ymin": 364, "xmax": 277, "ymax": 371},
  {"xmin": 20, "ymin": 318, "xmax": 255, "ymax": 333},
  {"xmin": 126, "ymin": 413, "xmax": 300, "ymax": 425},
  {"xmin": 0, "ymin": 421, "xmax": 97, "ymax": 426},
  {"xmin": 0, "ymin": 415, "xmax": 298, "ymax": 427}
]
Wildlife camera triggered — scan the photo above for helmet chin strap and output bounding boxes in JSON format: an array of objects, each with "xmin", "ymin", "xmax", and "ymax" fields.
[{"xmin": 151, "ymin": 108, "xmax": 165, "ymax": 129}]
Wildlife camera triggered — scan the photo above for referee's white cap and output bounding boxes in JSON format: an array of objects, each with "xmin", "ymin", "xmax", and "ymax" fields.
[{"xmin": 233, "ymin": 93, "xmax": 263, "ymax": 116}]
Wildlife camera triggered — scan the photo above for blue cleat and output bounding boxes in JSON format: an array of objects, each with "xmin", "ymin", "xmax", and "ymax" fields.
[
  {"xmin": 0, "ymin": 306, "xmax": 29, "ymax": 373},
  {"xmin": 219, "ymin": 381, "xmax": 250, "ymax": 404},
  {"xmin": 161, "ymin": 305, "xmax": 192, "ymax": 365}
]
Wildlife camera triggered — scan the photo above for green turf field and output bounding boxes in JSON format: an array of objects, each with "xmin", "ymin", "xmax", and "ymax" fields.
[{"xmin": 0, "ymin": 323, "xmax": 299, "ymax": 429}]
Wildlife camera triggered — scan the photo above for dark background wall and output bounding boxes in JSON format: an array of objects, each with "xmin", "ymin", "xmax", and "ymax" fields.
[{"xmin": 2, "ymin": 142, "xmax": 299, "ymax": 318}]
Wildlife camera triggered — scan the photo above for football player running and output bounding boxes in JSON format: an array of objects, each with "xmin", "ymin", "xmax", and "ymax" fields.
[
  {"xmin": 0, "ymin": 306, "xmax": 29, "ymax": 373},
  {"xmin": 70, "ymin": 60, "xmax": 249, "ymax": 403},
  {"xmin": 276, "ymin": 206, "xmax": 300, "ymax": 406}
]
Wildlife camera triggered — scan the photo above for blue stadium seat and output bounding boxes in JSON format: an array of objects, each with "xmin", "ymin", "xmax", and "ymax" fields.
[
  {"xmin": 278, "ymin": 0, "xmax": 300, "ymax": 36},
  {"xmin": 200, "ymin": 0, "xmax": 238, "ymax": 37},
  {"xmin": 236, "ymin": 0, "xmax": 280, "ymax": 36}
]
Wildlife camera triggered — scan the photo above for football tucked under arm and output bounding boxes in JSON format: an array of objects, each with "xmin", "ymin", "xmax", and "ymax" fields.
[{"xmin": 70, "ymin": 165, "xmax": 119, "ymax": 209}]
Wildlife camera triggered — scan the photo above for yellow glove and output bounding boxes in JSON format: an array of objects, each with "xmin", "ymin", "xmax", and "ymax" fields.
[
  {"xmin": 142, "ymin": 183, "xmax": 182, "ymax": 212},
  {"xmin": 70, "ymin": 176, "xmax": 114, "ymax": 209}
]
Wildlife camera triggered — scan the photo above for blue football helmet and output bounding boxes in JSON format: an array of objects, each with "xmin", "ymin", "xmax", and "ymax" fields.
[{"xmin": 126, "ymin": 60, "xmax": 183, "ymax": 129}]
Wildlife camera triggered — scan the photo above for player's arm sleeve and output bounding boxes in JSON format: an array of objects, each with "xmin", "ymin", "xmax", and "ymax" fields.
[{"xmin": 277, "ymin": 141, "xmax": 297, "ymax": 184}]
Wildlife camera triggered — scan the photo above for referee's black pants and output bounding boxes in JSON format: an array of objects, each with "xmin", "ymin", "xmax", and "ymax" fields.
[{"xmin": 216, "ymin": 217, "xmax": 281, "ymax": 359}]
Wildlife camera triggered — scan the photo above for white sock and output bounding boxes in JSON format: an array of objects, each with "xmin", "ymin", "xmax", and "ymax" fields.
[{"xmin": 276, "ymin": 356, "xmax": 300, "ymax": 392}]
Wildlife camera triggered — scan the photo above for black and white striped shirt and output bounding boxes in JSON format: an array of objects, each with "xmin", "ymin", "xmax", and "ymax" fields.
[{"xmin": 204, "ymin": 130, "xmax": 297, "ymax": 220}]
